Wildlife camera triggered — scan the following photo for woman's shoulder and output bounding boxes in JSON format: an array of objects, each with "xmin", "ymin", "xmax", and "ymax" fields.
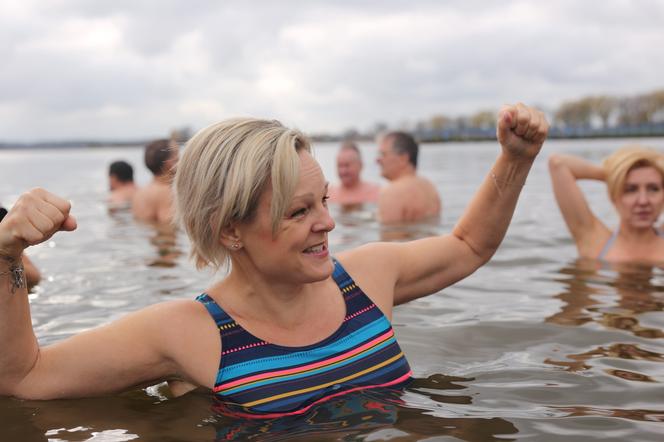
[
  {"xmin": 335, "ymin": 243, "xmax": 401, "ymax": 285},
  {"xmin": 128, "ymin": 299, "xmax": 212, "ymax": 327}
]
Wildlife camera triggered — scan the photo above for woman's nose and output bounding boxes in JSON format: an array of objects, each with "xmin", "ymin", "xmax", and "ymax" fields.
[{"xmin": 313, "ymin": 206, "xmax": 335, "ymax": 232}]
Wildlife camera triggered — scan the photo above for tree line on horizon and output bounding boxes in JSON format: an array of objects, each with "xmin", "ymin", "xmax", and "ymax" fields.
[
  {"xmin": 417, "ymin": 89, "xmax": 664, "ymax": 133},
  {"xmin": 331, "ymin": 88, "xmax": 664, "ymax": 142}
]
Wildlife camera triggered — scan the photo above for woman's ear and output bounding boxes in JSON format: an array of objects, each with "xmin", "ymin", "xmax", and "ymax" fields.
[{"xmin": 219, "ymin": 225, "xmax": 243, "ymax": 251}]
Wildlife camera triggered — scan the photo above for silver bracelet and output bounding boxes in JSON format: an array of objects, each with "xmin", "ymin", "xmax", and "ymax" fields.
[
  {"xmin": 0, "ymin": 256, "xmax": 26, "ymax": 294},
  {"xmin": 490, "ymin": 169, "xmax": 525, "ymax": 197}
]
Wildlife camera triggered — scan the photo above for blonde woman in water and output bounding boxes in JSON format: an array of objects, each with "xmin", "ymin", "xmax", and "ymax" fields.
[{"xmin": 548, "ymin": 146, "xmax": 664, "ymax": 263}]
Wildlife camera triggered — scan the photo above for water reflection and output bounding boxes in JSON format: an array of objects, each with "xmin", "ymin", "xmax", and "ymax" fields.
[
  {"xmin": 330, "ymin": 202, "xmax": 444, "ymax": 246},
  {"xmin": 0, "ymin": 390, "xmax": 217, "ymax": 442},
  {"xmin": 553, "ymin": 405, "xmax": 664, "ymax": 422},
  {"xmin": 379, "ymin": 220, "xmax": 442, "ymax": 242},
  {"xmin": 0, "ymin": 374, "xmax": 517, "ymax": 442},
  {"xmin": 546, "ymin": 259, "xmax": 664, "ymax": 337},
  {"xmin": 544, "ymin": 259, "xmax": 664, "ymax": 382},
  {"xmin": 146, "ymin": 223, "xmax": 182, "ymax": 268}
]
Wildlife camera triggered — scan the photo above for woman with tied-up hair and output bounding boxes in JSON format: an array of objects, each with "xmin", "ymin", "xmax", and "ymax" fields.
[{"xmin": 0, "ymin": 103, "xmax": 547, "ymax": 417}]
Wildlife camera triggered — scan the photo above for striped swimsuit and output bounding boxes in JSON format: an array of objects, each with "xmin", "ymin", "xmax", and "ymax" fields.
[{"xmin": 196, "ymin": 259, "xmax": 412, "ymax": 418}]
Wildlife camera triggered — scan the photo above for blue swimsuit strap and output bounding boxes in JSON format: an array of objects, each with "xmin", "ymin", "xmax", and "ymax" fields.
[
  {"xmin": 597, "ymin": 230, "xmax": 619, "ymax": 261},
  {"xmin": 598, "ymin": 227, "xmax": 664, "ymax": 260},
  {"xmin": 195, "ymin": 293, "xmax": 232, "ymax": 327}
]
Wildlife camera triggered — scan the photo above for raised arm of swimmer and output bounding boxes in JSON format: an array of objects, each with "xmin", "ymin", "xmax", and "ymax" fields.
[
  {"xmin": 0, "ymin": 189, "xmax": 77, "ymax": 394},
  {"xmin": 548, "ymin": 153, "xmax": 606, "ymax": 251},
  {"xmin": 336, "ymin": 103, "xmax": 548, "ymax": 311},
  {"xmin": 0, "ymin": 190, "xmax": 195, "ymax": 399}
]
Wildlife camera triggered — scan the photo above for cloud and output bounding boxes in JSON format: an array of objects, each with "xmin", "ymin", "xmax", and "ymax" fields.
[{"xmin": 0, "ymin": 0, "xmax": 663, "ymax": 141}]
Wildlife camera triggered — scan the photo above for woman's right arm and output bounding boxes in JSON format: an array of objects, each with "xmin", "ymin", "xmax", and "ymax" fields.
[
  {"xmin": 0, "ymin": 189, "xmax": 197, "ymax": 399},
  {"xmin": 548, "ymin": 153, "xmax": 607, "ymax": 248}
]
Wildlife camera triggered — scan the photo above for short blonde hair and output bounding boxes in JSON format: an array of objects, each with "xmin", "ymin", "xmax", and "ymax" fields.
[
  {"xmin": 174, "ymin": 118, "xmax": 311, "ymax": 270},
  {"xmin": 603, "ymin": 145, "xmax": 664, "ymax": 201}
]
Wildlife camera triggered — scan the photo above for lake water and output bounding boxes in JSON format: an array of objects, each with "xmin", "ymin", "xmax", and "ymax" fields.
[{"xmin": 1, "ymin": 137, "xmax": 663, "ymax": 441}]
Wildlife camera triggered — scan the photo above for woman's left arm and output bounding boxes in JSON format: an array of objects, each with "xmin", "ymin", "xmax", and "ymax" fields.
[{"xmin": 344, "ymin": 103, "xmax": 548, "ymax": 308}]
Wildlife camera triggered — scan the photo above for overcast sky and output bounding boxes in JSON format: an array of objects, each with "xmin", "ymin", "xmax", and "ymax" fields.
[{"xmin": 1, "ymin": 0, "xmax": 663, "ymax": 142}]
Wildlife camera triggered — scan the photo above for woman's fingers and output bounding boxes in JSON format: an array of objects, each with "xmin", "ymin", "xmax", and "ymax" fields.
[
  {"xmin": 496, "ymin": 103, "xmax": 549, "ymax": 159},
  {"xmin": 0, "ymin": 188, "xmax": 75, "ymax": 256}
]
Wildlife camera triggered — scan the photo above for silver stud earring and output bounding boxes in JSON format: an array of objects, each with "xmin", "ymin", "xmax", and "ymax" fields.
[{"xmin": 232, "ymin": 242, "xmax": 241, "ymax": 250}]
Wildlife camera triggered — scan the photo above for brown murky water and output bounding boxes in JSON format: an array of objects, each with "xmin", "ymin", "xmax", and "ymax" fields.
[{"xmin": 1, "ymin": 138, "xmax": 663, "ymax": 441}]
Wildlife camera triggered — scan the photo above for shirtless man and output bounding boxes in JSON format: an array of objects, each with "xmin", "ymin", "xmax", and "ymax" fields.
[
  {"xmin": 328, "ymin": 141, "xmax": 380, "ymax": 206},
  {"xmin": 132, "ymin": 139, "xmax": 178, "ymax": 224},
  {"xmin": 376, "ymin": 132, "xmax": 441, "ymax": 224},
  {"xmin": 108, "ymin": 160, "xmax": 138, "ymax": 209}
]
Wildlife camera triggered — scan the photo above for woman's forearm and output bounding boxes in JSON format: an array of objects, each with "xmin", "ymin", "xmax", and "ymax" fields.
[
  {"xmin": 452, "ymin": 153, "xmax": 534, "ymax": 261},
  {"xmin": 548, "ymin": 153, "xmax": 605, "ymax": 181},
  {"xmin": 0, "ymin": 254, "xmax": 40, "ymax": 395},
  {"xmin": 0, "ymin": 189, "xmax": 76, "ymax": 396}
]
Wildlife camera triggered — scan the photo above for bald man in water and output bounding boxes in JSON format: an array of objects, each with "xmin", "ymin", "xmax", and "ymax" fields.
[
  {"xmin": 328, "ymin": 141, "xmax": 380, "ymax": 206},
  {"xmin": 376, "ymin": 132, "xmax": 441, "ymax": 224}
]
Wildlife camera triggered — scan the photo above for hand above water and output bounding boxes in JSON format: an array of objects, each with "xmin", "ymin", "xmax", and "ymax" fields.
[
  {"xmin": 0, "ymin": 188, "xmax": 77, "ymax": 259},
  {"xmin": 497, "ymin": 103, "xmax": 549, "ymax": 161}
]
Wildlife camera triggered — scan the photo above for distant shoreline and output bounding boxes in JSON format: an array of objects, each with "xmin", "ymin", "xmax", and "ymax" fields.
[{"xmin": 2, "ymin": 128, "xmax": 664, "ymax": 149}]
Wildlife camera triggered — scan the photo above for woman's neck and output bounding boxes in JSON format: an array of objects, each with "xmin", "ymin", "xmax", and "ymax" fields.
[{"xmin": 213, "ymin": 261, "xmax": 327, "ymax": 328}]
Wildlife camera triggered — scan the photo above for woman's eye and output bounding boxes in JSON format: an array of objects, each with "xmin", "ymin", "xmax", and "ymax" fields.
[
  {"xmin": 290, "ymin": 208, "xmax": 308, "ymax": 218},
  {"xmin": 322, "ymin": 196, "xmax": 330, "ymax": 206}
]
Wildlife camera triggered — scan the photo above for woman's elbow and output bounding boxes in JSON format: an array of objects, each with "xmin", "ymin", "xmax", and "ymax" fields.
[{"xmin": 548, "ymin": 154, "xmax": 565, "ymax": 172}]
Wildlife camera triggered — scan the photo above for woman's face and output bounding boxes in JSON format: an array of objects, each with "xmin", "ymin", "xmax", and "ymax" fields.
[
  {"xmin": 615, "ymin": 166, "xmax": 664, "ymax": 229},
  {"xmin": 236, "ymin": 150, "xmax": 335, "ymax": 284}
]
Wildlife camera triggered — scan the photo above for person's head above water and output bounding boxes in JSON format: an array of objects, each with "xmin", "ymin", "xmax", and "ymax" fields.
[
  {"xmin": 174, "ymin": 118, "xmax": 317, "ymax": 270},
  {"xmin": 144, "ymin": 139, "xmax": 178, "ymax": 177},
  {"xmin": 603, "ymin": 145, "xmax": 664, "ymax": 231},
  {"xmin": 336, "ymin": 141, "xmax": 364, "ymax": 188},
  {"xmin": 603, "ymin": 145, "xmax": 664, "ymax": 202},
  {"xmin": 377, "ymin": 132, "xmax": 418, "ymax": 181},
  {"xmin": 108, "ymin": 160, "xmax": 134, "ymax": 189}
]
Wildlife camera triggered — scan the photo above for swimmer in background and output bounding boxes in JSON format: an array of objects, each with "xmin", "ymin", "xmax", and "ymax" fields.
[
  {"xmin": 328, "ymin": 141, "xmax": 380, "ymax": 208},
  {"xmin": 132, "ymin": 139, "xmax": 179, "ymax": 224},
  {"xmin": 376, "ymin": 132, "xmax": 441, "ymax": 224},
  {"xmin": 108, "ymin": 160, "xmax": 138, "ymax": 210},
  {"xmin": 548, "ymin": 146, "xmax": 664, "ymax": 263}
]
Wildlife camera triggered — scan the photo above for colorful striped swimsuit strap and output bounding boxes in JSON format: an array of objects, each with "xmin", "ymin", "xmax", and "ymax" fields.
[
  {"xmin": 331, "ymin": 257, "xmax": 364, "ymax": 303},
  {"xmin": 195, "ymin": 293, "xmax": 236, "ymax": 372},
  {"xmin": 196, "ymin": 293, "xmax": 231, "ymax": 327}
]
